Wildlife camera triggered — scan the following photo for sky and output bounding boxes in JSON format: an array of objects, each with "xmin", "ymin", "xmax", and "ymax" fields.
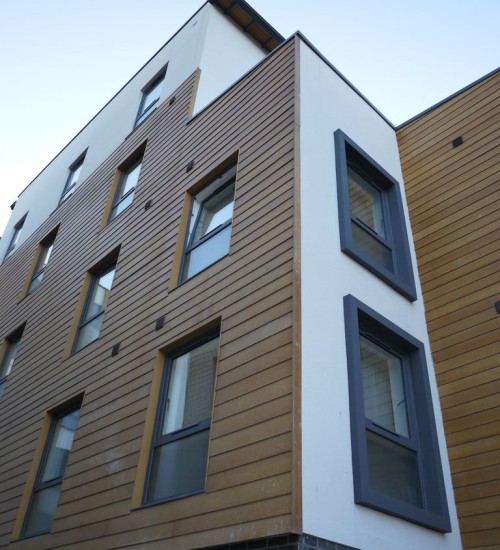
[{"xmin": 0, "ymin": 0, "xmax": 498, "ymax": 236}]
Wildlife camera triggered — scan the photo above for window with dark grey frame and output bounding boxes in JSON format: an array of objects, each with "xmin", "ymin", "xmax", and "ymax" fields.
[
  {"xmin": 27, "ymin": 229, "xmax": 58, "ymax": 294},
  {"xmin": 3, "ymin": 214, "xmax": 27, "ymax": 262},
  {"xmin": 22, "ymin": 402, "xmax": 81, "ymax": 538},
  {"xmin": 335, "ymin": 130, "xmax": 416, "ymax": 301},
  {"xmin": 60, "ymin": 152, "xmax": 86, "ymax": 204},
  {"xmin": 135, "ymin": 67, "xmax": 167, "ymax": 128},
  {"xmin": 180, "ymin": 165, "xmax": 236, "ymax": 283},
  {"xmin": 343, "ymin": 294, "xmax": 450, "ymax": 532},
  {"xmin": 145, "ymin": 332, "xmax": 219, "ymax": 504},
  {"xmin": 0, "ymin": 324, "xmax": 24, "ymax": 399},
  {"xmin": 73, "ymin": 263, "xmax": 116, "ymax": 354},
  {"xmin": 109, "ymin": 158, "xmax": 142, "ymax": 222}
]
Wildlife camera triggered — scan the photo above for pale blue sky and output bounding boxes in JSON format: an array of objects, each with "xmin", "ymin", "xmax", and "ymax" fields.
[{"xmin": 0, "ymin": 0, "xmax": 498, "ymax": 234}]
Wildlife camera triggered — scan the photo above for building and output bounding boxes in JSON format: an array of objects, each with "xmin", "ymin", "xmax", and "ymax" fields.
[
  {"xmin": 0, "ymin": 1, "xmax": 470, "ymax": 549},
  {"xmin": 397, "ymin": 69, "xmax": 500, "ymax": 549}
]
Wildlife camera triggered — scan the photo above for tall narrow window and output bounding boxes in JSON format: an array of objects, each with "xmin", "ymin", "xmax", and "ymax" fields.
[
  {"xmin": 73, "ymin": 264, "xmax": 116, "ymax": 353},
  {"xmin": 145, "ymin": 333, "xmax": 219, "ymax": 503},
  {"xmin": 60, "ymin": 153, "xmax": 86, "ymax": 204},
  {"xmin": 109, "ymin": 158, "xmax": 142, "ymax": 221},
  {"xmin": 335, "ymin": 130, "xmax": 416, "ymax": 301},
  {"xmin": 0, "ymin": 325, "xmax": 24, "ymax": 399},
  {"xmin": 135, "ymin": 69, "xmax": 166, "ymax": 128},
  {"xmin": 22, "ymin": 404, "xmax": 81, "ymax": 537},
  {"xmin": 3, "ymin": 214, "xmax": 27, "ymax": 262},
  {"xmin": 344, "ymin": 295, "xmax": 450, "ymax": 532},
  {"xmin": 180, "ymin": 165, "xmax": 236, "ymax": 282},
  {"xmin": 27, "ymin": 232, "xmax": 57, "ymax": 294}
]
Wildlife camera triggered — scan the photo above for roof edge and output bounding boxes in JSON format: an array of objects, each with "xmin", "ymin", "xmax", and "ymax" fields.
[{"xmin": 397, "ymin": 66, "xmax": 500, "ymax": 129}]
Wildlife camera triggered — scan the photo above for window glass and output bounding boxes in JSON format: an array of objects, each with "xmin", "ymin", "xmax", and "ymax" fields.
[
  {"xmin": 110, "ymin": 161, "xmax": 142, "ymax": 221},
  {"xmin": 348, "ymin": 166, "xmax": 386, "ymax": 238},
  {"xmin": 73, "ymin": 265, "xmax": 116, "ymax": 353},
  {"xmin": 136, "ymin": 75, "xmax": 165, "ymax": 127},
  {"xmin": 23, "ymin": 406, "xmax": 80, "ymax": 537},
  {"xmin": 29, "ymin": 241, "xmax": 55, "ymax": 293},
  {"xmin": 146, "ymin": 335, "xmax": 219, "ymax": 503},
  {"xmin": 60, "ymin": 156, "xmax": 85, "ymax": 203},
  {"xmin": 4, "ymin": 216, "xmax": 26, "ymax": 261},
  {"xmin": 181, "ymin": 166, "xmax": 236, "ymax": 282},
  {"xmin": 0, "ymin": 327, "xmax": 24, "ymax": 399},
  {"xmin": 360, "ymin": 336, "xmax": 409, "ymax": 437}
]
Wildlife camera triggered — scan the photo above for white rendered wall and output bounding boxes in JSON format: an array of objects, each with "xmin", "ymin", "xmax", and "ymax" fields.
[
  {"xmin": 0, "ymin": 3, "xmax": 267, "ymax": 262},
  {"xmin": 194, "ymin": 6, "xmax": 266, "ymax": 114},
  {"xmin": 299, "ymin": 40, "xmax": 461, "ymax": 550}
]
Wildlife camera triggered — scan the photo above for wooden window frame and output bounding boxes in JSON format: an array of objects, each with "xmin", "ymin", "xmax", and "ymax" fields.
[{"xmin": 344, "ymin": 294, "xmax": 450, "ymax": 532}]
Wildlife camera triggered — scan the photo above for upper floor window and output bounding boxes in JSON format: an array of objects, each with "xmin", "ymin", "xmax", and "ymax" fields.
[
  {"xmin": 73, "ymin": 263, "xmax": 116, "ymax": 353},
  {"xmin": 135, "ymin": 68, "xmax": 167, "ymax": 128},
  {"xmin": 60, "ymin": 152, "xmax": 86, "ymax": 204},
  {"xmin": 180, "ymin": 165, "xmax": 236, "ymax": 282},
  {"xmin": 22, "ymin": 403, "xmax": 81, "ymax": 537},
  {"xmin": 27, "ymin": 229, "xmax": 58, "ymax": 294},
  {"xmin": 0, "ymin": 325, "xmax": 25, "ymax": 399},
  {"xmin": 3, "ymin": 214, "xmax": 27, "ymax": 262},
  {"xmin": 344, "ymin": 295, "xmax": 450, "ymax": 532},
  {"xmin": 109, "ymin": 158, "xmax": 142, "ymax": 222},
  {"xmin": 335, "ymin": 130, "xmax": 416, "ymax": 301},
  {"xmin": 145, "ymin": 332, "xmax": 219, "ymax": 504}
]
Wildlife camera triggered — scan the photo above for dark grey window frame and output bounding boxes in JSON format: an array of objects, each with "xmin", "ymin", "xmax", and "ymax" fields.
[
  {"xmin": 21, "ymin": 400, "xmax": 81, "ymax": 538},
  {"xmin": 335, "ymin": 130, "xmax": 417, "ymax": 301},
  {"xmin": 59, "ymin": 151, "xmax": 87, "ymax": 205},
  {"xmin": 0, "ymin": 324, "xmax": 25, "ymax": 399},
  {"xmin": 144, "ymin": 330, "xmax": 219, "ymax": 505},
  {"xmin": 72, "ymin": 261, "xmax": 116, "ymax": 354},
  {"xmin": 134, "ymin": 65, "xmax": 167, "ymax": 128},
  {"xmin": 343, "ymin": 294, "xmax": 451, "ymax": 532},
  {"xmin": 3, "ymin": 213, "xmax": 27, "ymax": 262},
  {"xmin": 179, "ymin": 167, "xmax": 237, "ymax": 284}
]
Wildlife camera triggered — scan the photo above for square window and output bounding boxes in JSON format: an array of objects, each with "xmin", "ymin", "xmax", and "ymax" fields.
[
  {"xmin": 335, "ymin": 130, "xmax": 416, "ymax": 301},
  {"xmin": 73, "ymin": 263, "xmax": 116, "ymax": 353},
  {"xmin": 109, "ymin": 158, "xmax": 142, "ymax": 222},
  {"xmin": 180, "ymin": 165, "xmax": 236, "ymax": 282},
  {"xmin": 135, "ymin": 68, "xmax": 166, "ymax": 128},
  {"xmin": 145, "ymin": 333, "xmax": 219, "ymax": 504},
  {"xmin": 22, "ymin": 404, "xmax": 81, "ymax": 537},
  {"xmin": 344, "ymin": 295, "xmax": 451, "ymax": 532},
  {"xmin": 60, "ymin": 152, "xmax": 86, "ymax": 204},
  {"xmin": 0, "ymin": 325, "xmax": 25, "ymax": 399},
  {"xmin": 3, "ymin": 214, "xmax": 27, "ymax": 262}
]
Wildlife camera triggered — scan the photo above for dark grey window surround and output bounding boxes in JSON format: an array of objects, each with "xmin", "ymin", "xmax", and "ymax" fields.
[
  {"xmin": 335, "ymin": 130, "xmax": 417, "ymax": 301},
  {"xmin": 144, "ymin": 331, "xmax": 219, "ymax": 505},
  {"xmin": 134, "ymin": 65, "xmax": 168, "ymax": 128},
  {"xmin": 343, "ymin": 294, "xmax": 451, "ymax": 532}
]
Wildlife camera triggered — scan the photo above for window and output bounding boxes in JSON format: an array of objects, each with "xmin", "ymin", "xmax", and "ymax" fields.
[
  {"xmin": 0, "ymin": 325, "xmax": 24, "ymax": 399},
  {"xmin": 109, "ymin": 158, "xmax": 142, "ymax": 221},
  {"xmin": 22, "ymin": 404, "xmax": 80, "ymax": 537},
  {"xmin": 135, "ymin": 68, "xmax": 166, "ymax": 127},
  {"xmin": 145, "ymin": 333, "xmax": 219, "ymax": 503},
  {"xmin": 344, "ymin": 295, "xmax": 450, "ymax": 532},
  {"xmin": 3, "ymin": 214, "xmax": 27, "ymax": 262},
  {"xmin": 27, "ymin": 232, "xmax": 57, "ymax": 294},
  {"xmin": 180, "ymin": 165, "xmax": 236, "ymax": 282},
  {"xmin": 335, "ymin": 130, "xmax": 416, "ymax": 301},
  {"xmin": 60, "ymin": 153, "xmax": 86, "ymax": 204},
  {"xmin": 73, "ymin": 264, "xmax": 116, "ymax": 353}
]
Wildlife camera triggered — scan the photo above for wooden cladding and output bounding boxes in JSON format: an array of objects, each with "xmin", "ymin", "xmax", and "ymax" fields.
[
  {"xmin": 397, "ymin": 70, "xmax": 500, "ymax": 549},
  {"xmin": 0, "ymin": 39, "xmax": 297, "ymax": 549}
]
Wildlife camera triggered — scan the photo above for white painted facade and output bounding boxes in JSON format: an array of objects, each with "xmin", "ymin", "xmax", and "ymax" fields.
[
  {"xmin": 0, "ymin": 3, "xmax": 266, "ymax": 263},
  {"xmin": 298, "ymin": 39, "xmax": 461, "ymax": 550}
]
